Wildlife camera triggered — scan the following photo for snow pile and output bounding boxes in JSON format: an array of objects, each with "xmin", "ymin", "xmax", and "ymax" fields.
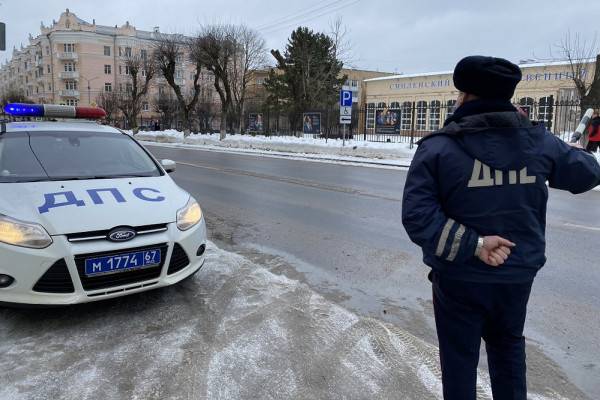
[{"xmin": 134, "ymin": 130, "xmax": 417, "ymax": 163}]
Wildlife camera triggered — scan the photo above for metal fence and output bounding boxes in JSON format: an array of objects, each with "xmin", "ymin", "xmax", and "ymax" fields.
[{"xmin": 237, "ymin": 100, "xmax": 598, "ymax": 145}]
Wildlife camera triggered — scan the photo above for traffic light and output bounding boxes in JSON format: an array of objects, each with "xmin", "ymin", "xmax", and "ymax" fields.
[{"xmin": 0, "ymin": 23, "xmax": 5, "ymax": 51}]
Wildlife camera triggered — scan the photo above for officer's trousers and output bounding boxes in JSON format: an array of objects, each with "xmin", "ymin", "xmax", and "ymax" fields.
[{"xmin": 431, "ymin": 272, "xmax": 533, "ymax": 400}]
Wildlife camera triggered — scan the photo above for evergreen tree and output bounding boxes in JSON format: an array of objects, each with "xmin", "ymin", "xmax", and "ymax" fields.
[{"xmin": 265, "ymin": 27, "xmax": 346, "ymax": 132}]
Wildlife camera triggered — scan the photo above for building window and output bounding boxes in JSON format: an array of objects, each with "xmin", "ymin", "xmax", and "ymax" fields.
[
  {"xmin": 64, "ymin": 62, "xmax": 76, "ymax": 72},
  {"xmin": 104, "ymin": 64, "xmax": 112, "ymax": 74},
  {"xmin": 46, "ymin": 46, "xmax": 50, "ymax": 55},
  {"xmin": 125, "ymin": 66, "xmax": 131, "ymax": 75},
  {"xmin": 65, "ymin": 81, "xmax": 77, "ymax": 90},
  {"xmin": 158, "ymin": 86, "xmax": 165, "ymax": 95},
  {"xmin": 377, "ymin": 102, "xmax": 386, "ymax": 109},
  {"xmin": 48, "ymin": 84, "xmax": 52, "ymax": 91},
  {"xmin": 142, "ymin": 102, "xmax": 149, "ymax": 111},
  {"xmin": 366, "ymin": 103, "xmax": 376, "ymax": 130},
  {"xmin": 126, "ymin": 83, "xmax": 132, "ymax": 93},
  {"xmin": 104, "ymin": 83, "xmax": 112, "ymax": 92},
  {"xmin": 65, "ymin": 99, "xmax": 78, "ymax": 106},
  {"xmin": 390, "ymin": 102, "xmax": 400, "ymax": 109},
  {"xmin": 119, "ymin": 65, "xmax": 122, "ymax": 75},
  {"xmin": 141, "ymin": 49, "xmax": 147, "ymax": 60},
  {"xmin": 63, "ymin": 43, "xmax": 75, "ymax": 53},
  {"xmin": 401, "ymin": 102, "xmax": 412, "ymax": 131},
  {"xmin": 47, "ymin": 64, "xmax": 51, "ymax": 73},
  {"xmin": 351, "ymin": 79, "xmax": 358, "ymax": 88},
  {"xmin": 429, "ymin": 100, "xmax": 441, "ymax": 130},
  {"xmin": 538, "ymin": 96, "xmax": 554, "ymax": 129},
  {"xmin": 446, "ymin": 99, "xmax": 457, "ymax": 119},
  {"xmin": 519, "ymin": 97, "xmax": 535, "ymax": 119},
  {"xmin": 175, "ymin": 69, "xmax": 183, "ymax": 79},
  {"xmin": 104, "ymin": 46, "xmax": 111, "ymax": 56},
  {"xmin": 416, "ymin": 101, "xmax": 427, "ymax": 130},
  {"xmin": 124, "ymin": 47, "xmax": 132, "ymax": 57}
]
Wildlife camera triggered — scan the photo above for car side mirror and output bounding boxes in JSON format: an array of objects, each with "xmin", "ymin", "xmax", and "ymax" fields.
[{"xmin": 161, "ymin": 159, "xmax": 176, "ymax": 173}]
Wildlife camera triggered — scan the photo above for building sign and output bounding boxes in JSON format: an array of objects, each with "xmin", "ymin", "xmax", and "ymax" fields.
[
  {"xmin": 303, "ymin": 112, "xmax": 321, "ymax": 134},
  {"xmin": 248, "ymin": 113, "xmax": 264, "ymax": 132},
  {"xmin": 522, "ymin": 69, "xmax": 587, "ymax": 82},
  {"xmin": 388, "ymin": 69, "xmax": 588, "ymax": 91},
  {"xmin": 390, "ymin": 79, "xmax": 452, "ymax": 91},
  {"xmin": 375, "ymin": 108, "xmax": 400, "ymax": 134}
]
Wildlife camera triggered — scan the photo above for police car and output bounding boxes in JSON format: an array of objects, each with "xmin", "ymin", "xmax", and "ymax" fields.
[{"xmin": 0, "ymin": 103, "xmax": 207, "ymax": 306}]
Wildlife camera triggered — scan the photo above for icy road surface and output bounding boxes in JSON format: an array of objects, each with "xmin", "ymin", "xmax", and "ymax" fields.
[{"xmin": 0, "ymin": 243, "xmax": 580, "ymax": 400}]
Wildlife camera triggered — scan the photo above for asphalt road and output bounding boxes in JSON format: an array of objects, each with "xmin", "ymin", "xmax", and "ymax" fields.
[{"xmin": 147, "ymin": 144, "xmax": 600, "ymax": 399}]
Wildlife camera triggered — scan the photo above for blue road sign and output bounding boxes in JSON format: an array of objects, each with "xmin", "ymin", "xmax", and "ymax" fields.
[{"xmin": 340, "ymin": 90, "xmax": 352, "ymax": 107}]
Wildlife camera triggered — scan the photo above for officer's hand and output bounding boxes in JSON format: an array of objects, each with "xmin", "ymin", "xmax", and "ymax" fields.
[{"xmin": 479, "ymin": 236, "xmax": 516, "ymax": 267}]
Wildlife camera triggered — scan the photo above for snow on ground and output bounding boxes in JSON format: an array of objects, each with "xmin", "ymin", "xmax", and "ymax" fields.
[
  {"xmin": 133, "ymin": 130, "xmax": 416, "ymax": 167},
  {"xmin": 0, "ymin": 242, "xmax": 574, "ymax": 400}
]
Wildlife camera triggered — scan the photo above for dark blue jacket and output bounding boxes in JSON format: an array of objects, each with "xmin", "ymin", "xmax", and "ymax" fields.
[{"xmin": 402, "ymin": 100, "xmax": 600, "ymax": 283}]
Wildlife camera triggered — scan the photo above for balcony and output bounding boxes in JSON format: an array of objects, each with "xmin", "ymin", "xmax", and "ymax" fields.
[
  {"xmin": 59, "ymin": 71, "xmax": 79, "ymax": 79},
  {"xmin": 58, "ymin": 52, "xmax": 78, "ymax": 61},
  {"xmin": 59, "ymin": 90, "xmax": 79, "ymax": 97}
]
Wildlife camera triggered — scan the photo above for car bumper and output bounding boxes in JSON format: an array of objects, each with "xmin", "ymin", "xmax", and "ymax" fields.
[{"xmin": 0, "ymin": 219, "xmax": 207, "ymax": 306}]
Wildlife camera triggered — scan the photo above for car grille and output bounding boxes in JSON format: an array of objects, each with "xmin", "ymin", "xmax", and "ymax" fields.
[
  {"xmin": 66, "ymin": 223, "xmax": 168, "ymax": 243},
  {"xmin": 167, "ymin": 243, "xmax": 190, "ymax": 275},
  {"xmin": 74, "ymin": 243, "xmax": 168, "ymax": 291},
  {"xmin": 33, "ymin": 259, "xmax": 75, "ymax": 293}
]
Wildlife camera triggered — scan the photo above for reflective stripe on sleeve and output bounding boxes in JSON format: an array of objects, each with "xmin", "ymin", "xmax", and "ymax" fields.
[
  {"xmin": 446, "ymin": 224, "xmax": 466, "ymax": 262},
  {"xmin": 435, "ymin": 219, "xmax": 456, "ymax": 257}
]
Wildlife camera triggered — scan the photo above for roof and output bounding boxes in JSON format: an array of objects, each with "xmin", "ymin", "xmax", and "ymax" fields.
[
  {"xmin": 5, "ymin": 121, "xmax": 122, "ymax": 134},
  {"xmin": 363, "ymin": 58, "xmax": 596, "ymax": 83}
]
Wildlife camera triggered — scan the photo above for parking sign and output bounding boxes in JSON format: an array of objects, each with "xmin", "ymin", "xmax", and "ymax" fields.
[{"xmin": 340, "ymin": 90, "xmax": 352, "ymax": 107}]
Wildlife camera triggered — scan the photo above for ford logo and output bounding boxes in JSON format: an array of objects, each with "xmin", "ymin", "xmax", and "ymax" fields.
[{"xmin": 107, "ymin": 227, "xmax": 137, "ymax": 242}]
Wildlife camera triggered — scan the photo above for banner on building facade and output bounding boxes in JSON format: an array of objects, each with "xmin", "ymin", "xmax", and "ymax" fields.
[
  {"xmin": 375, "ymin": 108, "xmax": 401, "ymax": 134},
  {"xmin": 303, "ymin": 112, "xmax": 321, "ymax": 134},
  {"xmin": 248, "ymin": 113, "xmax": 264, "ymax": 132}
]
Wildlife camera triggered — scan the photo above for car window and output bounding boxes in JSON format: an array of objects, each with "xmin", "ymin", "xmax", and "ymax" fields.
[{"xmin": 0, "ymin": 131, "xmax": 162, "ymax": 182}]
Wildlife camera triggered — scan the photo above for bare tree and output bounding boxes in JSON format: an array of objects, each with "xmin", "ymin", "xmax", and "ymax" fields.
[
  {"xmin": 153, "ymin": 88, "xmax": 180, "ymax": 130},
  {"xmin": 329, "ymin": 16, "xmax": 354, "ymax": 67},
  {"xmin": 229, "ymin": 25, "xmax": 267, "ymax": 134},
  {"xmin": 557, "ymin": 31, "xmax": 600, "ymax": 112},
  {"xmin": 117, "ymin": 52, "xmax": 155, "ymax": 132},
  {"xmin": 96, "ymin": 90, "xmax": 119, "ymax": 125},
  {"xmin": 154, "ymin": 34, "xmax": 203, "ymax": 136},
  {"xmin": 0, "ymin": 84, "xmax": 31, "ymax": 107},
  {"xmin": 196, "ymin": 24, "xmax": 238, "ymax": 140}
]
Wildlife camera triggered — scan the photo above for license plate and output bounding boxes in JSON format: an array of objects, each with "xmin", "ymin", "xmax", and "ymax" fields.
[{"xmin": 84, "ymin": 249, "xmax": 161, "ymax": 276}]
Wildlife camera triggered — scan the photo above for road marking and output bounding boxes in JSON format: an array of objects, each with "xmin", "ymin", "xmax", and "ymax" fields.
[
  {"xmin": 174, "ymin": 160, "xmax": 403, "ymax": 202},
  {"xmin": 563, "ymin": 223, "xmax": 600, "ymax": 232}
]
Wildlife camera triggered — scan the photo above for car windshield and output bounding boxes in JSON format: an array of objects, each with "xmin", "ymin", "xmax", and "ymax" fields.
[{"xmin": 0, "ymin": 130, "xmax": 162, "ymax": 183}]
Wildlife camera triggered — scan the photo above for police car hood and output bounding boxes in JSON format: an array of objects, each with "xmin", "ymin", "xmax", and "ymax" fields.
[
  {"xmin": 438, "ymin": 111, "xmax": 546, "ymax": 170},
  {"xmin": 0, "ymin": 175, "xmax": 189, "ymax": 235}
]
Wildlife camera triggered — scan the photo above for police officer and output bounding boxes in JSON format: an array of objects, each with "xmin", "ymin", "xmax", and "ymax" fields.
[{"xmin": 402, "ymin": 56, "xmax": 600, "ymax": 400}]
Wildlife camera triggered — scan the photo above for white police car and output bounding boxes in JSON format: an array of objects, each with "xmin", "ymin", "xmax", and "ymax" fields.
[{"xmin": 0, "ymin": 103, "xmax": 207, "ymax": 305}]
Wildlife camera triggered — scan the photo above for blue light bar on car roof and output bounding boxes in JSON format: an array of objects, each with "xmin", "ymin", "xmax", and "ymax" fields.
[{"xmin": 3, "ymin": 103, "xmax": 106, "ymax": 119}]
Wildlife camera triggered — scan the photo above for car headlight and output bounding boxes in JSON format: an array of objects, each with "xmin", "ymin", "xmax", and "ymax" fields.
[
  {"xmin": 176, "ymin": 198, "xmax": 203, "ymax": 231},
  {"xmin": 0, "ymin": 214, "xmax": 53, "ymax": 249}
]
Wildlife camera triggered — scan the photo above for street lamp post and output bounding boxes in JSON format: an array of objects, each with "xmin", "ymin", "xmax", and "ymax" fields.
[{"xmin": 79, "ymin": 74, "xmax": 99, "ymax": 106}]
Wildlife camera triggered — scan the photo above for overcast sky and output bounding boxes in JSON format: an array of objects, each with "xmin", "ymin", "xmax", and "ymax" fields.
[{"xmin": 1, "ymin": 0, "xmax": 599, "ymax": 73}]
